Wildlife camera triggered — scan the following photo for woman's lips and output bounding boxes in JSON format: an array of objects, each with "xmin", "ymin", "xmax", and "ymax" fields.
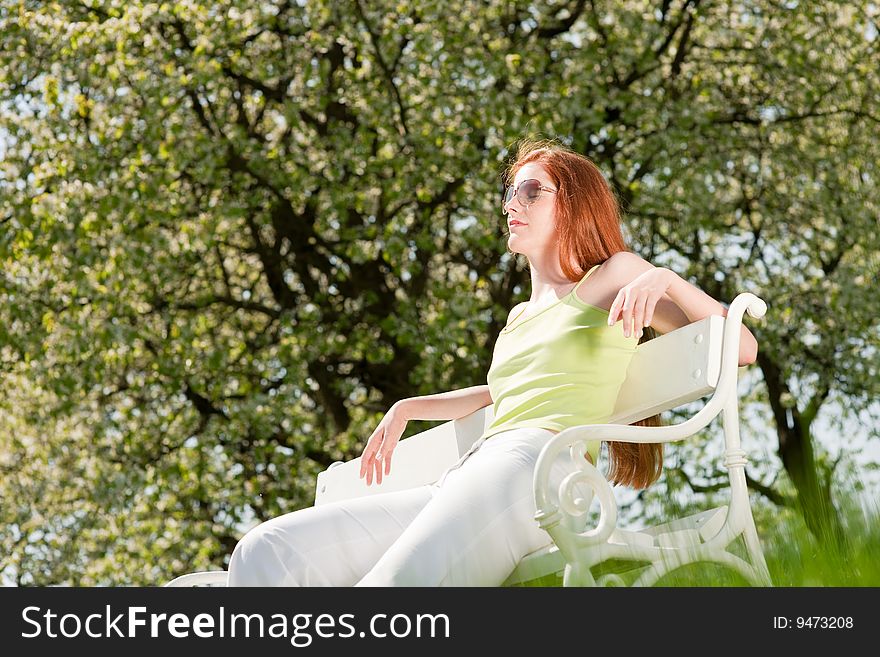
[{"xmin": 508, "ymin": 221, "xmax": 527, "ymax": 228}]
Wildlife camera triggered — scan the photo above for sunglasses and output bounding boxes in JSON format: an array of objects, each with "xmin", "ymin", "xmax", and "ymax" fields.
[{"xmin": 501, "ymin": 178, "xmax": 558, "ymax": 215}]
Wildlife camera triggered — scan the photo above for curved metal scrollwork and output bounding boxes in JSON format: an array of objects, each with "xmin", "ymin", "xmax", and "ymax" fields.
[
  {"xmin": 551, "ymin": 440, "xmax": 618, "ymax": 546},
  {"xmin": 596, "ymin": 573, "xmax": 627, "ymax": 587}
]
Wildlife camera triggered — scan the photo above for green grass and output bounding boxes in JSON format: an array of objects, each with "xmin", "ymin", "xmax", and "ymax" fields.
[
  {"xmin": 516, "ymin": 491, "xmax": 880, "ymax": 587},
  {"xmin": 758, "ymin": 495, "xmax": 880, "ymax": 587}
]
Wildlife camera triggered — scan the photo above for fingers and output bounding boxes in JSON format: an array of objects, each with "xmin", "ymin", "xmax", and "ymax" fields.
[
  {"xmin": 643, "ymin": 297, "xmax": 658, "ymax": 333},
  {"xmin": 632, "ymin": 293, "xmax": 646, "ymax": 339},
  {"xmin": 359, "ymin": 442, "xmax": 375, "ymax": 480},
  {"xmin": 360, "ymin": 427, "xmax": 381, "ymax": 482},
  {"xmin": 363, "ymin": 451, "xmax": 392, "ymax": 487},
  {"xmin": 365, "ymin": 453, "xmax": 377, "ymax": 486},
  {"xmin": 359, "ymin": 419, "xmax": 400, "ymax": 487},
  {"xmin": 361, "ymin": 435, "xmax": 394, "ymax": 487},
  {"xmin": 372, "ymin": 455, "xmax": 383, "ymax": 486},
  {"xmin": 607, "ymin": 287, "xmax": 660, "ymax": 340},
  {"xmin": 373, "ymin": 443, "xmax": 394, "ymax": 485},
  {"xmin": 632, "ymin": 294, "xmax": 661, "ymax": 339},
  {"xmin": 607, "ymin": 289, "xmax": 624, "ymax": 326},
  {"xmin": 366, "ymin": 451, "xmax": 381, "ymax": 486},
  {"xmin": 608, "ymin": 288, "xmax": 646, "ymax": 338},
  {"xmin": 609, "ymin": 288, "xmax": 636, "ymax": 337}
]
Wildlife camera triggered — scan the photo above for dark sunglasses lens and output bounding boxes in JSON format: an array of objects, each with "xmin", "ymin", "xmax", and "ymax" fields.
[
  {"xmin": 502, "ymin": 180, "xmax": 546, "ymax": 214},
  {"xmin": 502, "ymin": 186, "xmax": 513, "ymax": 213},
  {"xmin": 520, "ymin": 179, "xmax": 542, "ymax": 202}
]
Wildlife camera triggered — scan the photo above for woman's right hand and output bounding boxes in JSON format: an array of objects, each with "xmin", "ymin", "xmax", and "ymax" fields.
[{"xmin": 359, "ymin": 401, "xmax": 409, "ymax": 486}]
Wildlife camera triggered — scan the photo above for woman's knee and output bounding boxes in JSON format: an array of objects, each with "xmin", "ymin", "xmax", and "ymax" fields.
[{"xmin": 227, "ymin": 520, "xmax": 309, "ymax": 587}]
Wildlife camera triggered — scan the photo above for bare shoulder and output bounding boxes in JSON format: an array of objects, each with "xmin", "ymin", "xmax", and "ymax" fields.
[
  {"xmin": 584, "ymin": 252, "xmax": 691, "ymax": 334},
  {"xmin": 505, "ymin": 301, "xmax": 527, "ymax": 324},
  {"xmin": 603, "ymin": 250, "xmax": 656, "ymax": 275},
  {"xmin": 575, "ymin": 251, "xmax": 657, "ymax": 311}
]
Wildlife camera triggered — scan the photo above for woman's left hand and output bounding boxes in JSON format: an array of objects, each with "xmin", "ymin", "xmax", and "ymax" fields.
[{"xmin": 607, "ymin": 267, "xmax": 674, "ymax": 339}]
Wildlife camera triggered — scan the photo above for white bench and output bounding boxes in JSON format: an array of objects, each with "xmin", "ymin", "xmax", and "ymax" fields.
[{"xmin": 166, "ymin": 291, "xmax": 772, "ymax": 587}]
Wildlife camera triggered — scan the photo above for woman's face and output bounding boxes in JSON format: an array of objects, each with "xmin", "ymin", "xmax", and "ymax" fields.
[{"xmin": 503, "ymin": 163, "xmax": 559, "ymax": 259}]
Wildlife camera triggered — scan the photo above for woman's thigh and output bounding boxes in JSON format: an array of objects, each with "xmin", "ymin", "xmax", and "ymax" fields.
[
  {"xmin": 227, "ymin": 483, "xmax": 435, "ymax": 586},
  {"xmin": 355, "ymin": 427, "xmax": 575, "ymax": 587}
]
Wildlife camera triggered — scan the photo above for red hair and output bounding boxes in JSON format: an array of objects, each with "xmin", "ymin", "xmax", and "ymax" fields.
[{"xmin": 502, "ymin": 136, "xmax": 663, "ymax": 489}]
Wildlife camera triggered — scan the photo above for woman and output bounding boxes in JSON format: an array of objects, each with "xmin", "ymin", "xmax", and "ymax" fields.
[{"xmin": 226, "ymin": 138, "xmax": 759, "ymax": 587}]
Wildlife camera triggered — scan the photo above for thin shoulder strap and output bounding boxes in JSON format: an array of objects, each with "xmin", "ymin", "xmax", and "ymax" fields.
[{"xmin": 571, "ymin": 263, "xmax": 601, "ymax": 295}]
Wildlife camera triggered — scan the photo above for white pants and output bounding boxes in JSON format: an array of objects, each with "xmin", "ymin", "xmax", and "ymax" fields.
[{"xmin": 227, "ymin": 427, "xmax": 583, "ymax": 586}]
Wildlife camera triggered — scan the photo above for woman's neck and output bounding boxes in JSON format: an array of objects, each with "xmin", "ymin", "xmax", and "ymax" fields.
[{"xmin": 527, "ymin": 256, "xmax": 573, "ymax": 303}]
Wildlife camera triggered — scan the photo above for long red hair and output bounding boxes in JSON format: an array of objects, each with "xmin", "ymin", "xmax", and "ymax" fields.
[{"xmin": 502, "ymin": 136, "xmax": 663, "ymax": 490}]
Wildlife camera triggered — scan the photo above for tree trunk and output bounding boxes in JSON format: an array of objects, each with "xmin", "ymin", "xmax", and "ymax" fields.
[{"xmin": 757, "ymin": 352, "xmax": 848, "ymax": 553}]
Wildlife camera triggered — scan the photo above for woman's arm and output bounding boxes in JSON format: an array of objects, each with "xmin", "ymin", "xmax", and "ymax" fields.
[
  {"xmin": 394, "ymin": 385, "xmax": 493, "ymax": 422},
  {"xmin": 663, "ymin": 268, "xmax": 759, "ymax": 366},
  {"xmin": 648, "ymin": 294, "xmax": 692, "ymax": 335},
  {"xmin": 605, "ymin": 251, "xmax": 759, "ymax": 366},
  {"xmin": 393, "ymin": 301, "xmax": 528, "ymax": 422}
]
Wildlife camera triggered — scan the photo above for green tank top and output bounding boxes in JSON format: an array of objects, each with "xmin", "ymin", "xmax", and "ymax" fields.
[{"xmin": 482, "ymin": 263, "xmax": 639, "ymax": 465}]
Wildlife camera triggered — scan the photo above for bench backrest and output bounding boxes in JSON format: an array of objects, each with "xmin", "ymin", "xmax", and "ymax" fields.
[{"xmin": 315, "ymin": 315, "xmax": 726, "ymax": 506}]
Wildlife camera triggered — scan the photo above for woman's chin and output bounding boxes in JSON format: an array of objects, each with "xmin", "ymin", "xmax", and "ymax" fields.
[{"xmin": 507, "ymin": 235, "xmax": 526, "ymax": 253}]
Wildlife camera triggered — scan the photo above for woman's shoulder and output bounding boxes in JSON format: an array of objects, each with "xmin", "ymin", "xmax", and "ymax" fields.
[
  {"xmin": 594, "ymin": 250, "xmax": 654, "ymax": 276},
  {"xmin": 574, "ymin": 252, "xmax": 651, "ymax": 311},
  {"xmin": 505, "ymin": 302, "xmax": 528, "ymax": 324}
]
